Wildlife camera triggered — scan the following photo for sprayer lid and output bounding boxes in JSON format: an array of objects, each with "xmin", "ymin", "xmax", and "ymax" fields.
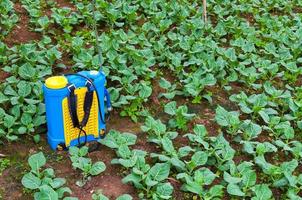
[{"xmin": 45, "ymin": 76, "xmax": 68, "ymax": 89}]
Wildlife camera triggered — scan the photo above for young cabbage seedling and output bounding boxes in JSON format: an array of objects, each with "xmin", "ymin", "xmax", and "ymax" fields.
[
  {"xmin": 69, "ymin": 146, "xmax": 106, "ymax": 187},
  {"xmin": 177, "ymin": 167, "xmax": 223, "ymax": 200},
  {"xmin": 224, "ymin": 161, "xmax": 257, "ymax": 197},
  {"xmin": 158, "ymin": 77, "xmax": 182, "ymax": 99},
  {"xmin": 150, "ymin": 136, "xmax": 194, "ymax": 172},
  {"xmin": 185, "ymin": 124, "xmax": 235, "ymax": 171},
  {"xmin": 215, "ymin": 105, "xmax": 241, "ymax": 135},
  {"xmin": 21, "ymin": 152, "xmax": 77, "ymax": 200},
  {"xmin": 122, "ymin": 161, "xmax": 173, "ymax": 199},
  {"xmin": 164, "ymin": 101, "xmax": 196, "ymax": 131},
  {"xmin": 141, "ymin": 116, "xmax": 178, "ymax": 145},
  {"xmin": 99, "ymin": 130, "xmax": 144, "ymax": 168}
]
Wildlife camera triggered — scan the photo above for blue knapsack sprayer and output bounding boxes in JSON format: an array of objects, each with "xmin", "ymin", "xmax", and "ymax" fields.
[{"xmin": 43, "ymin": 0, "xmax": 112, "ymax": 150}]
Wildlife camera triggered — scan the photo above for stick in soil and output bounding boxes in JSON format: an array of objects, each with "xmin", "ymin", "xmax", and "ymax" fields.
[{"xmin": 203, "ymin": 0, "xmax": 207, "ymax": 23}]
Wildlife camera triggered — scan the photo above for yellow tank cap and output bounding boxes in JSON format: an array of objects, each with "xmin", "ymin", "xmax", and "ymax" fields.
[{"xmin": 45, "ymin": 76, "xmax": 68, "ymax": 89}]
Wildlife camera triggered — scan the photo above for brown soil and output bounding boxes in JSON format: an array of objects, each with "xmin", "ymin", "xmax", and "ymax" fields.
[
  {"xmin": 265, "ymin": 150, "xmax": 293, "ymax": 166},
  {"xmin": 0, "ymin": 169, "xmax": 31, "ymax": 200},
  {"xmin": 54, "ymin": 0, "xmax": 76, "ymax": 9},
  {"xmin": 294, "ymin": 75, "xmax": 302, "ymax": 87},
  {"xmin": 4, "ymin": 2, "xmax": 41, "ymax": 47},
  {"xmin": 107, "ymin": 112, "xmax": 142, "ymax": 133},
  {"xmin": 168, "ymin": 177, "xmax": 189, "ymax": 200},
  {"xmin": 134, "ymin": 132, "xmax": 158, "ymax": 153},
  {"xmin": 42, "ymin": 0, "xmax": 77, "ymax": 17},
  {"xmin": 62, "ymin": 146, "xmax": 138, "ymax": 200},
  {"xmin": 233, "ymin": 154, "xmax": 253, "ymax": 165},
  {"xmin": 53, "ymin": 51, "xmax": 73, "ymax": 74},
  {"xmin": 191, "ymin": 106, "xmax": 218, "ymax": 137},
  {"xmin": 0, "ymin": 70, "xmax": 10, "ymax": 82},
  {"xmin": 150, "ymin": 77, "xmax": 164, "ymax": 106},
  {"xmin": 241, "ymin": 13, "xmax": 255, "ymax": 25},
  {"xmin": 208, "ymin": 85, "xmax": 238, "ymax": 110},
  {"xmin": 293, "ymin": 7, "xmax": 302, "ymax": 13}
]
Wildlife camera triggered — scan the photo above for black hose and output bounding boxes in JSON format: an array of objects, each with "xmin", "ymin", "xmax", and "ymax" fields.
[
  {"xmin": 64, "ymin": 73, "xmax": 110, "ymax": 150},
  {"xmin": 64, "ymin": 73, "xmax": 107, "ymax": 124},
  {"xmin": 77, "ymin": 126, "xmax": 87, "ymax": 147}
]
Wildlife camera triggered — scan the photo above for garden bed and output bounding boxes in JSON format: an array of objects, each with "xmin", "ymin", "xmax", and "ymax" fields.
[{"xmin": 1, "ymin": 0, "xmax": 302, "ymax": 199}]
